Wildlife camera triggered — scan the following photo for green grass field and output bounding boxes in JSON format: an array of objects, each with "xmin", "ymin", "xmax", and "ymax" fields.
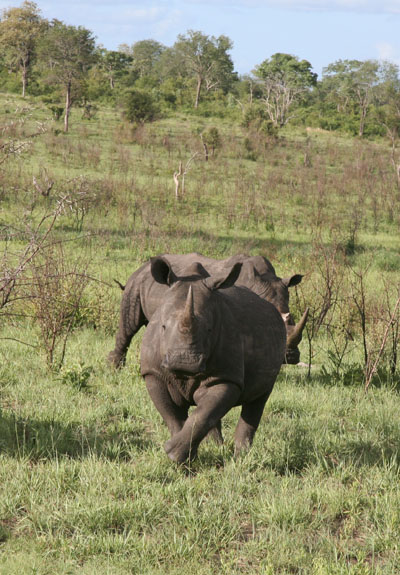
[{"xmin": 1, "ymin": 93, "xmax": 400, "ymax": 573}]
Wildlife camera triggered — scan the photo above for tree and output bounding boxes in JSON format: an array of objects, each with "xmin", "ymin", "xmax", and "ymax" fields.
[
  {"xmin": 374, "ymin": 62, "xmax": 400, "ymax": 184},
  {"xmin": 322, "ymin": 59, "xmax": 381, "ymax": 137},
  {"xmin": 253, "ymin": 53, "xmax": 317, "ymax": 127},
  {"xmin": 0, "ymin": 1, "xmax": 43, "ymax": 97},
  {"xmin": 37, "ymin": 20, "xmax": 96, "ymax": 132},
  {"xmin": 173, "ymin": 30, "xmax": 236, "ymax": 108},
  {"xmin": 124, "ymin": 89, "xmax": 158, "ymax": 123},
  {"xmin": 97, "ymin": 48, "xmax": 132, "ymax": 89},
  {"xmin": 125, "ymin": 39, "xmax": 165, "ymax": 78}
]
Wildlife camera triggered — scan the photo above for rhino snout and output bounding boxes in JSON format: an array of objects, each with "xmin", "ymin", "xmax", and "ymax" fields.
[
  {"xmin": 162, "ymin": 350, "xmax": 206, "ymax": 374},
  {"xmin": 284, "ymin": 347, "xmax": 300, "ymax": 365}
]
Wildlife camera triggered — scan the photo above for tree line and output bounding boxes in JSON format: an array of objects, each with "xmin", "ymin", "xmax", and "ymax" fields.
[{"xmin": 1, "ymin": 0, "xmax": 400, "ymax": 141}]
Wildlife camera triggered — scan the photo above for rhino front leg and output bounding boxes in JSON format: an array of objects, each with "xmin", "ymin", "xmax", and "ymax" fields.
[
  {"xmin": 145, "ymin": 375, "xmax": 189, "ymax": 437},
  {"xmin": 164, "ymin": 383, "xmax": 241, "ymax": 464},
  {"xmin": 234, "ymin": 394, "xmax": 269, "ymax": 456}
]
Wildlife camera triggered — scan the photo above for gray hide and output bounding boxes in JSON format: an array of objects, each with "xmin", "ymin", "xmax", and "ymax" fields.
[
  {"xmin": 140, "ymin": 257, "xmax": 286, "ymax": 463},
  {"xmin": 108, "ymin": 252, "xmax": 307, "ymax": 367}
]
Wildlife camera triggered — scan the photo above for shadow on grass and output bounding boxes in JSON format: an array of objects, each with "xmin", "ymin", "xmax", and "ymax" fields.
[
  {"xmin": 73, "ymin": 224, "xmax": 314, "ymax": 260},
  {"xmin": 0, "ymin": 410, "xmax": 154, "ymax": 461},
  {"xmin": 285, "ymin": 366, "xmax": 400, "ymax": 393},
  {"xmin": 282, "ymin": 430, "xmax": 400, "ymax": 476}
]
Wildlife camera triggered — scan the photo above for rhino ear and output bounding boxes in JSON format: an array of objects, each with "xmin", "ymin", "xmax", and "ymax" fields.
[
  {"xmin": 204, "ymin": 262, "xmax": 242, "ymax": 291},
  {"xmin": 240, "ymin": 259, "xmax": 260, "ymax": 282},
  {"xmin": 150, "ymin": 257, "xmax": 175, "ymax": 285},
  {"xmin": 282, "ymin": 274, "xmax": 303, "ymax": 288}
]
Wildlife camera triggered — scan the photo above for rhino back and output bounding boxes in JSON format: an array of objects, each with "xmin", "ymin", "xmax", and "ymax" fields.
[
  {"xmin": 161, "ymin": 253, "xmax": 276, "ymax": 280},
  {"xmin": 215, "ymin": 286, "xmax": 286, "ymax": 402}
]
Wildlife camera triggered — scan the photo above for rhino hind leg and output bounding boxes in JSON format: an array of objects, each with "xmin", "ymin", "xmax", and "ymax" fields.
[
  {"xmin": 165, "ymin": 383, "xmax": 241, "ymax": 464},
  {"xmin": 108, "ymin": 294, "xmax": 147, "ymax": 368},
  {"xmin": 234, "ymin": 394, "xmax": 270, "ymax": 456}
]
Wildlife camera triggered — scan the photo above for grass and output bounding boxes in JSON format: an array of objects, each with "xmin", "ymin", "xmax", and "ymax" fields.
[
  {"xmin": 2, "ymin": 353, "xmax": 400, "ymax": 573},
  {"xmin": 1, "ymin": 91, "xmax": 400, "ymax": 573}
]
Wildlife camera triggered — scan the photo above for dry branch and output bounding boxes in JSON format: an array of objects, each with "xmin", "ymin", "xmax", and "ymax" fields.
[
  {"xmin": 365, "ymin": 291, "xmax": 400, "ymax": 391},
  {"xmin": 173, "ymin": 152, "xmax": 198, "ymax": 199}
]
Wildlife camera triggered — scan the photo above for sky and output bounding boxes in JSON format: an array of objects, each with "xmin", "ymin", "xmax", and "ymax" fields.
[{"xmin": 1, "ymin": 0, "xmax": 400, "ymax": 77}]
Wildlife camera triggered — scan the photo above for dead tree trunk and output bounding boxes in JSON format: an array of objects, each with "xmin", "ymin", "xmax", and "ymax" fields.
[
  {"xmin": 174, "ymin": 162, "xmax": 183, "ymax": 199},
  {"xmin": 200, "ymin": 135, "xmax": 209, "ymax": 161},
  {"xmin": 195, "ymin": 76, "xmax": 202, "ymax": 109},
  {"xmin": 173, "ymin": 153, "xmax": 198, "ymax": 199},
  {"xmin": 64, "ymin": 82, "xmax": 72, "ymax": 133}
]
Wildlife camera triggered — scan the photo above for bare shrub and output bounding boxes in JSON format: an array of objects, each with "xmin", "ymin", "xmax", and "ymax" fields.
[
  {"xmin": 32, "ymin": 166, "xmax": 54, "ymax": 197},
  {"xmin": 295, "ymin": 236, "xmax": 346, "ymax": 377},
  {"xmin": 74, "ymin": 282, "xmax": 118, "ymax": 334},
  {"xmin": 59, "ymin": 176, "xmax": 96, "ymax": 232},
  {"xmin": 0, "ymin": 197, "xmax": 68, "ymax": 324},
  {"xmin": 363, "ymin": 281, "xmax": 400, "ymax": 390},
  {"xmin": 29, "ymin": 243, "xmax": 91, "ymax": 369}
]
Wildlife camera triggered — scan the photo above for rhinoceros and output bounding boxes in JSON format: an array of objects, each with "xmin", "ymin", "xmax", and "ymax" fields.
[
  {"xmin": 140, "ymin": 256, "xmax": 287, "ymax": 463},
  {"xmin": 108, "ymin": 252, "xmax": 307, "ymax": 367}
]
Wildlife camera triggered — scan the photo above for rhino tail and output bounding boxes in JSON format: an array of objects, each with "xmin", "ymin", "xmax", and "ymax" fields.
[{"xmin": 114, "ymin": 279, "xmax": 125, "ymax": 291}]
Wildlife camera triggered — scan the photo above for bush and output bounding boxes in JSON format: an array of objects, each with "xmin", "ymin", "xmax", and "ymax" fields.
[
  {"xmin": 241, "ymin": 104, "xmax": 269, "ymax": 127},
  {"xmin": 201, "ymin": 126, "xmax": 222, "ymax": 157},
  {"xmin": 49, "ymin": 105, "xmax": 64, "ymax": 120},
  {"xmin": 241, "ymin": 105, "xmax": 278, "ymax": 137},
  {"xmin": 59, "ymin": 362, "xmax": 93, "ymax": 390},
  {"xmin": 123, "ymin": 89, "xmax": 158, "ymax": 124}
]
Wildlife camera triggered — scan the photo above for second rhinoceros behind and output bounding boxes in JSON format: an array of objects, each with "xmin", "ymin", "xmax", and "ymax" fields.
[
  {"xmin": 108, "ymin": 252, "xmax": 308, "ymax": 367},
  {"xmin": 140, "ymin": 257, "xmax": 287, "ymax": 464}
]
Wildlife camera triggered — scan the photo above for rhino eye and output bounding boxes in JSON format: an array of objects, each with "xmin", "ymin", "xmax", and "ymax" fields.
[{"xmin": 161, "ymin": 325, "xmax": 166, "ymax": 331}]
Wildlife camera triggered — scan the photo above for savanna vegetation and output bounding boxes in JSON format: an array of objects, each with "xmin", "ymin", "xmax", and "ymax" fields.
[{"xmin": 1, "ymin": 2, "xmax": 400, "ymax": 574}]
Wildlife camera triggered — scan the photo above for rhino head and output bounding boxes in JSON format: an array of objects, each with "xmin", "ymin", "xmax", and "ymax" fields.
[
  {"xmin": 150, "ymin": 257, "xmax": 242, "ymax": 375},
  {"xmin": 240, "ymin": 261, "xmax": 308, "ymax": 364}
]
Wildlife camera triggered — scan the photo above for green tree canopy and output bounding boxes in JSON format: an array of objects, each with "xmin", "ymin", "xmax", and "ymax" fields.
[
  {"xmin": 373, "ymin": 62, "xmax": 400, "ymax": 153},
  {"xmin": 253, "ymin": 53, "xmax": 317, "ymax": 127},
  {"xmin": 173, "ymin": 30, "xmax": 236, "ymax": 108},
  {"xmin": 37, "ymin": 19, "xmax": 97, "ymax": 132},
  {"xmin": 97, "ymin": 48, "xmax": 132, "ymax": 89},
  {"xmin": 322, "ymin": 59, "xmax": 382, "ymax": 136},
  {"xmin": 125, "ymin": 39, "xmax": 166, "ymax": 78},
  {"xmin": 0, "ymin": 0, "xmax": 44, "ymax": 96}
]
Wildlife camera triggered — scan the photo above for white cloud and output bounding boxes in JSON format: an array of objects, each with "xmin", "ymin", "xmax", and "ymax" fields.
[
  {"xmin": 376, "ymin": 42, "xmax": 400, "ymax": 65},
  {"xmin": 114, "ymin": 7, "xmax": 168, "ymax": 24}
]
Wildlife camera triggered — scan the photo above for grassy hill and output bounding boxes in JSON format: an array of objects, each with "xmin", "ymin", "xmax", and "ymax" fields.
[{"xmin": 1, "ymin": 93, "xmax": 400, "ymax": 573}]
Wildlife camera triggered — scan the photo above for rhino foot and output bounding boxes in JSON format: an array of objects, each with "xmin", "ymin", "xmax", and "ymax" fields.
[
  {"xmin": 164, "ymin": 437, "xmax": 197, "ymax": 464},
  {"xmin": 107, "ymin": 350, "xmax": 126, "ymax": 369}
]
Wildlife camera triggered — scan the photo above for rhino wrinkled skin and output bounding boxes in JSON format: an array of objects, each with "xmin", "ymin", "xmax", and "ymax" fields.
[
  {"xmin": 140, "ymin": 257, "xmax": 287, "ymax": 464},
  {"xmin": 108, "ymin": 252, "xmax": 306, "ymax": 367}
]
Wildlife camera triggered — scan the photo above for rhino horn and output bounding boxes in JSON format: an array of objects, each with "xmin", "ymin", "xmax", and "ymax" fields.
[
  {"xmin": 180, "ymin": 285, "xmax": 195, "ymax": 331},
  {"xmin": 286, "ymin": 308, "xmax": 309, "ymax": 347}
]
